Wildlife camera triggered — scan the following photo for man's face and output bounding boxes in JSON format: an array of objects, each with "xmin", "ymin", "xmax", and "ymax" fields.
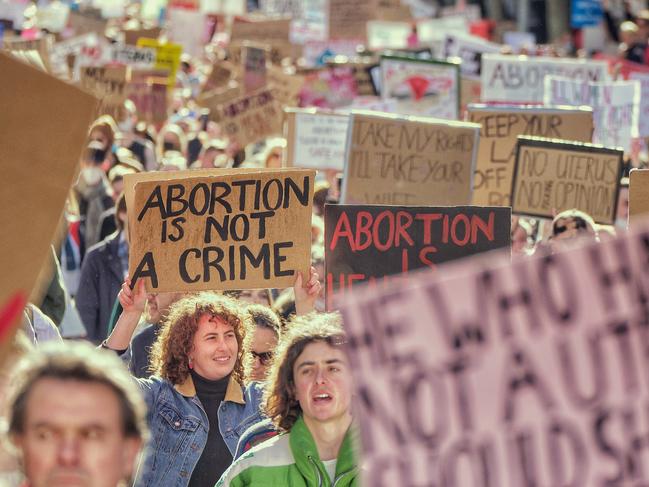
[
  {"xmin": 293, "ymin": 341, "xmax": 352, "ymax": 427},
  {"xmin": 249, "ymin": 326, "xmax": 278, "ymax": 382},
  {"xmin": 145, "ymin": 292, "xmax": 182, "ymax": 324},
  {"xmin": 14, "ymin": 378, "xmax": 141, "ymax": 487}
]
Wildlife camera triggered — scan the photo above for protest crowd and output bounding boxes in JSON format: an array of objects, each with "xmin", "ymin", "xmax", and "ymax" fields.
[{"xmin": 2, "ymin": 0, "xmax": 649, "ymax": 486}]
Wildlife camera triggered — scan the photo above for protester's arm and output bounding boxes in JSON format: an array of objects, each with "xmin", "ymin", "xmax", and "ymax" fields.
[
  {"xmin": 294, "ymin": 266, "xmax": 321, "ymax": 316},
  {"xmin": 104, "ymin": 279, "xmax": 146, "ymax": 352}
]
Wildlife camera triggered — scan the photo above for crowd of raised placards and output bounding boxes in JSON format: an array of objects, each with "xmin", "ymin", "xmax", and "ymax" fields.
[{"xmin": 2, "ymin": 0, "xmax": 649, "ymax": 486}]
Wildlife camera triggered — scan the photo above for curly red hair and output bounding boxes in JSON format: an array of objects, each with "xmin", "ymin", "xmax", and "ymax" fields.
[{"xmin": 149, "ymin": 292, "xmax": 250, "ymax": 386}]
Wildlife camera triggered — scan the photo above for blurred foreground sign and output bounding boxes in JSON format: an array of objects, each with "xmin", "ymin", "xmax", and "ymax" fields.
[
  {"xmin": 0, "ymin": 52, "xmax": 98, "ymax": 346},
  {"xmin": 337, "ymin": 220, "xmax": 649, "ymax": 486}
]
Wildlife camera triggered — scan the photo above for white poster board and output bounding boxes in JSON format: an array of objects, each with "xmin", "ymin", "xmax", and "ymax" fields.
[
  {"xmin": 481, "ymin": 54, "xmax": 609, "ymax": 103},
  {"xmin": 544, "ymin": 75, "xmax": 640, "ymax": 153}
]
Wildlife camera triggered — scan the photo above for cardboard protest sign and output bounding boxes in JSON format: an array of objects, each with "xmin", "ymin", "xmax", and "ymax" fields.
[
  {"xmin": 128, "ymin": 169, "xmax": 315, "ymax": 292},
  {"xmin": 544, "ymin": 75, "xmax": 640, "ymax": 153},
  {"xmin": 68, "ymin": 9, "xmax": 107, "ymax": 37},
  {"xmin": 325, "ymin": 204, "xmax": 511, "ymax": 305},
  {"xmin": 284, "ymin": 109, "xmax": 349, "ymax": 170},
  {"xmin": 341, "ymin": 111, "xmax": 480, "ymax": 206},
  {"xmin": 123, "ymin": 27, "xmax": 161, "ymax": 46},
  {"xmin": 8, "ymin": 50, "xmax": 47, "ymax": 72},
  {"xmin": 336, "ymin": 216, "xmax": 649, "ymax": 487},
  {"xmin": 481, "ymin": 54, "xmax": 609, "ymax": 103},
  {"xmin": 267, "ymin": 65, "xmax": 305, "ymax": 107},
  {"xmin": 0, "ymin": 52, "xmax": 98, "ymax": 352},
  {"xmin": 512, "ymin": 136, "xmax": 622, "ymax": 225},
  {"xmin": 205, "ymin": 88, "xmax": 283, "ymax": 146},
  {"xmin": 127, "ymin": 68, "xmax": 168, "ymax": 124},
  {"xmin": 230, "ymin": 17, "xmax": 295, "ymax": 62},
  {"xmin": 468, "ymin": 105, "xmax": 594, "ymax": 206},
  {"xmin": 442, "ymin": 32, "xmax": 501, "ymax": 79},
  {"xmin": 79, "ymin": 65, "xmax": 129, "ymax": 119},
  {"xmin": 198, "ymin": 83, "xmax": 243, "ymax": 112},
  {"xmin": 136, "ymin": 38, "xmax": 182, "ymax": 87},
  {"xmin": 328, "ymin": 0, "xmax": 372, "ymax": 40},
  {"xmin": 243, "ymin": 43, "xmax": 268, "ymax": 94},
  {"xmin": 3, "ymin": 35, "xmax": 53, "ymax": 72},
  {"xmin": 203, "ymin": 61, "xmax": 237, "ymax": 93},
  {"xmin": 628, "ymin": 169, "xmax": 649, "ymax": 225},
  {"xmin": 110, "ymin": 44, "xmax": 156, "ymax": 68},
  {"xmin": 380, "ymin": 56, "xmax": 460, "ymax": 120}
]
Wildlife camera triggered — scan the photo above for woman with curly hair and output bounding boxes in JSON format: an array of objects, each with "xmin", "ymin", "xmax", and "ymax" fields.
[
  {"xmin": 217, "ymin": 312, "xmax": 359, "ymax": 487},
  {"xmin": 104, "ymin": 270, "xmax": 321, "ymax": 487}
]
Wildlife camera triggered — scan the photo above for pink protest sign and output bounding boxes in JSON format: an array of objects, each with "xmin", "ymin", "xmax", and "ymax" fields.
[{"xmin": 336, "ymin": 224, "xmax": 649, "ymax": 486}]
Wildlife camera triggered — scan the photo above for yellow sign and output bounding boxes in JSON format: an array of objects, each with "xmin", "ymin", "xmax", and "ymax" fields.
[{"xmin": 136, "ymin": 38, "xmax": 182, "ymax": 87}]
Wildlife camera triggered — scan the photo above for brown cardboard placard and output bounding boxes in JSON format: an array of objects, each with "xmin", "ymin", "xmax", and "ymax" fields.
[
  {"xmin": 68, "ymin": 9, "xmax": 107, "ymax": 37},
  {"xmin": 512, "ymin": 136, "xmax": 622, "ymax": 225},
  {"xmin": 203, "ymin": 60, "xmax": 238, "ymax": 93},
  {"xmin": 79, "ymin": 65, "xmax": 129, "ymax": 119},
  {"xmin": 230, "ymin": 17, "xmax": 296, "ymax": 62},
  {"xmin": 0, "ymin": 52, "xmax": 98, "ymax": 348},
  {"xmin": 128, "ymin": 169, "xmax": 315, "ymax": 292},
  {"xmin": 207, "ymin": 87, "xmax": 283, "ymax": 146},
  {"xmin": 266, "ymin": 65, "xmax": 304, "ymax": 107},
  {"xmin": 3, "ymin": 35, "xmax": 53, "ymax": 72},
  {"xmin": 468, "ymin": 105, "xmax": 594, "ymax": 207},
  {"xmin": 198, "ymin": 82, "xmax": 243, "ymax": 112},
  {"xmin": 628, "ymin": 169, "xmax": 649, "ymax": 225},
  {"xmin": 341, "ymin": 111, "xmax": 480, "ymax": 205},
  {"xmin": 328, "ymin": 0, "xmax": 372, "ymax": 40},
  {"xmin": 123, "ymin": 27, "xmax": 162, "ymax": 46}
]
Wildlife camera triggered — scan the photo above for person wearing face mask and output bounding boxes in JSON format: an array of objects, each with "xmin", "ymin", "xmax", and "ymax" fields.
[
  {"xmin": 119, "ymin": 101, "xmax": 157, "ymax": 172},
  {"xmin": 74, "ymin": 143, "xmax": 115, "ymax": 251}
]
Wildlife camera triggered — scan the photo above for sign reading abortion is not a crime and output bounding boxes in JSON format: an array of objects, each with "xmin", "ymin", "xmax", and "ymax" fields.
[{"xmin": 129, "ymin": 169, "xmax": 315, "ymax": 292}]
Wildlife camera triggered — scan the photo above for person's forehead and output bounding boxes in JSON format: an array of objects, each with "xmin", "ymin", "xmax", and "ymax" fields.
[
  {"xmin": 25, "ymin": 378, "xmax": 122, "ymax": 428},
  {"xmin": 296, "ymin": 341, "xmax": 346, "ymax": 365},
  {"xmin": 252, "ymin": 327, "xmax": 278, "ymax": 348},
  {"xmin": 197, "ymin": 313, "xmax": 234, "ymax": 331}
]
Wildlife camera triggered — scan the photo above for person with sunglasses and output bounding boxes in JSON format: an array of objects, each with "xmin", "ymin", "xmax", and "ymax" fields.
[{"xmin": 244, "ymin": 305, "xmax": 282, "ymax": 383}]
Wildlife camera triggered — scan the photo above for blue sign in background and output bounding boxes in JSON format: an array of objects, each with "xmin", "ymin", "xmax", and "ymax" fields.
[{"xmin": 571, "ymin": 0, "xmax": 604, "ymax": 28}]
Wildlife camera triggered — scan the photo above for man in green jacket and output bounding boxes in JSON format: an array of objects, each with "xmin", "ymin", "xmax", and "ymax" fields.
[{"xmin": 216, "ymin": 312, "xmax": 359, "ymax": 486}]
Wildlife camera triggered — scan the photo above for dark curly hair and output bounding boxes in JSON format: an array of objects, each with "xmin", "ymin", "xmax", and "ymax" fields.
[
  {"xmin": 149, "ymin": 292, "xmax": 251, "ymax": 386},
  {"xmin": 263, "ymin": 312, "xmax": 345, "ymax": 431}
]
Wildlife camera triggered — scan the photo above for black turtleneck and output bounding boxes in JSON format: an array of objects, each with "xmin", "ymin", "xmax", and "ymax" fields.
[{"xmin": 189, "ymin": 370, "xmax": 232, "ymax": 487}]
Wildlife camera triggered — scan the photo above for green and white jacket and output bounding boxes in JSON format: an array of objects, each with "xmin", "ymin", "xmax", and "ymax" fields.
[{"xmin": 215, "ymin": 416, "xmax": 359, "ymax": 487}]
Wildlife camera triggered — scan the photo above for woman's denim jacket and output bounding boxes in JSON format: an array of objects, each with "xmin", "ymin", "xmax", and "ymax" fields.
[{"xmin": 133, "ymin": 375, "xmax": 264, "ymax": 487}]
